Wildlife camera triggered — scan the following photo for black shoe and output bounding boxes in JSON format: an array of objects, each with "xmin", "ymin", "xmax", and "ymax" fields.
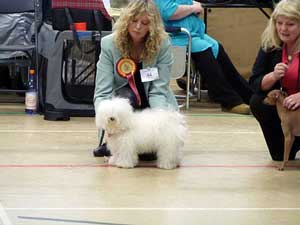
[
  {"xmin": 138, "ymin": 153, "xmax": 157, "ymax": 161},
  {"xmin": 93, "ymin": 143, "xmax": 111, "ymax": 157}
]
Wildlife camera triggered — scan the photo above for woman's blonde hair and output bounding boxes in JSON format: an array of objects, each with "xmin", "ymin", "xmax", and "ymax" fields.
[
  {"xmin": 113, "ymin": 0, "xmax": 168, "ymax": 64},
  {"xmin": 261, "ymin": 0, "xmax": 300, "ymax": 52}
]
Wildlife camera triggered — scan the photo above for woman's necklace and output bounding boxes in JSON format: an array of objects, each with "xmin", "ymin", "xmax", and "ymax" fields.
[
  {"xmin": 286, "ymin": 44, "xmax": 296, "ymax": 63},
  {"xmin": 130, "ymin": 52, "xmax": 141, "ymax": 63},
  {"xmin": 130, "ymin": 43, "xmax": 144, "ymax": 63}
]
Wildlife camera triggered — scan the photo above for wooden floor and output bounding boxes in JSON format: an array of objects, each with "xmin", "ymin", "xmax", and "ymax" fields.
[{"xmin": 1, "ymin": 97, "xmax": 300, "ymax": 225}]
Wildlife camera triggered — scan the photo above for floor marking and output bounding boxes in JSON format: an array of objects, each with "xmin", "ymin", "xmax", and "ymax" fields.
[
  {"xmin": 18, "ymin": 216, "xmax": 129, "ymax": 225},
  {"xmin": 187, "ymin": 113, "xmax": 252, "ymax": 117},
  {"xmin": 9, "ymin": 207, "xmax": 300, "ymax": 211},
  {"xmin": 0, "ymin": 130, "xmax": 260, "ymax": 134},
  {"xmin": 0, "ymin": 130, "xmax": 96, "ymax": 133},
  {"xmin": 0, "ymin": 112, "xmax": 251, "ymax": 117},
  {"xmin": 0, "ymin": 164, "xmax": 298, "ymax": 169},
  {"xmin": 0, "ymin": 202, "xmax": 13, "ymax": 225},
  {"xmin": 189, "ymin": 131, "xmax": 260, "ymax": 134},
  {"xmin": 0, "ymin": 112, "xmax": 24, "ymax": 115}
]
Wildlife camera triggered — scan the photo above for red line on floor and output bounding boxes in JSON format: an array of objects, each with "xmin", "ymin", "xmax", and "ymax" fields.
[{"xmin": 0, "ymin": 164, "xmax": 298, "ymax": 168}]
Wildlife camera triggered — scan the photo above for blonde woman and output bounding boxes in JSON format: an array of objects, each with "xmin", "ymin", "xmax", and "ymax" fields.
[
  {"xmin": 249, "ymin": 0, "xmax": 300, "ymax": 161},
  {"xmin": 93, "ymin": 0, "xmax": 178, "ymax": 157}
]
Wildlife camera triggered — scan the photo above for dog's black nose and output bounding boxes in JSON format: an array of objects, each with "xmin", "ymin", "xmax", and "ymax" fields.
[{"xmin": 109, "ymin": 117, "xmax": 115, "ymax": 122}]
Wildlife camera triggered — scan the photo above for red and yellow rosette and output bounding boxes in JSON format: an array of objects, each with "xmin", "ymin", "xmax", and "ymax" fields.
[
  {"xmin": 116, "ymin": 58, "xmax": 141, "ymax": 106},
  {"xmin": 116, "ymin": 58, "xmax": 137, "ymax": 78}
]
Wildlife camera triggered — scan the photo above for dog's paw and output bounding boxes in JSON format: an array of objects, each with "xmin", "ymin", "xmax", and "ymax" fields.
[
  {"xmin": 116, "ymin": 162, "xmax": 135, "ymax": 169},
  {"xmin": 157, "ymin": 162, "xmax": 178, "ymax": 170},
  {"xmin": 108, "ymin": 156, "xmax": 117, "ymax": 165},
  {"xmin": 278, "ymin": 162, "xmax": 287, "ymax": 171},
  {"xmin": 278, "ymin": 165, "xmax": 285, "ymax": 171},
  {"xmin": 109, "ymin": 155, "xmax": 136, "ymax": 168},
  {"xmin": 103, "ymin": 156, "xmax": 110, "ymax": 163}
]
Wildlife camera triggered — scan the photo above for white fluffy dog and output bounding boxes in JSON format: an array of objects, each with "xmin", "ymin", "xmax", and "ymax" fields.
[{"xmin": 95, "ymin": 97, "xmax": 187, "ymax": 169}]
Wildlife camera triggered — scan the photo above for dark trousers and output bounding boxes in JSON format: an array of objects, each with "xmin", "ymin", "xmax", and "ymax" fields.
[
  {"xmin": 192, "ymin": 44, "xmax": 253, "ymax": 108},
  {"xmin": 250, "ymin": 93, "xmax": 300, "ymax": 161}
]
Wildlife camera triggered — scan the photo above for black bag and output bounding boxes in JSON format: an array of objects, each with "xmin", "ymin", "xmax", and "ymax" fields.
[
  {"xmin": 51, "ymin": 8, "xmax": 112, "ymax": 31},
  {"xmin": 61, "ymin": 39, "xmax": 100, "ymax": 104},
  {"xmin": 51, "ymin": 0, "xmax": 112, "ymax": 52}
]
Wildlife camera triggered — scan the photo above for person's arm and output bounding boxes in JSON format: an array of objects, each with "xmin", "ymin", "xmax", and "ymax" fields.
[
  {"xmin": 94, "ymin": 36, "xmax": 115, "ymax": 112},
  {"xmin": 148, "ymin": 39, "xmax": 174, "ymax": 109},
  {"xmin": 155, "ymin": 0, "xmax": 202, "ymax": 21},
  {"xmin": 169, "ymin": 1, "xmax": 203, "ymax": 20},
  {"xmin": 260, "ymin": 62, "xmax": 287, "ymax": 91},
  {"xmin": 249, "ymin": 48, "xmax": 281, "ymax": 93}
]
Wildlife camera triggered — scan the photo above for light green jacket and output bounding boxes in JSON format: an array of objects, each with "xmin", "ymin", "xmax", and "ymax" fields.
[{"xmin": 94, "ymin": 33, "xmax": 178, "ymax": 112}]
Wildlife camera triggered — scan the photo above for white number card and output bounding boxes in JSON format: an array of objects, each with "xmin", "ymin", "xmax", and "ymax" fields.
[{"xmin": 140, "ymin": 67, "xmax": 159, "ymax": 82}]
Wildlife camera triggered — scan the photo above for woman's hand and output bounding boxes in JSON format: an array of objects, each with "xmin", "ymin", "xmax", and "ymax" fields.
[
  {"xmin": 283, "ymin": 92, "xmax": 300, "ymax": 110},
  {"xmin": 170, "ymin": 2, "xmax": 203, "ymax": 20},
  {"xmin": 273, "ymin": 62, "xmax": 288, "ymax": 81},
  {"xmin": 261, "ymin": 63, "xmax": 288, "ymax": 91},
  {"xmin": 192, "ymin": 1, "xmax": 203, "ymax": 14}
]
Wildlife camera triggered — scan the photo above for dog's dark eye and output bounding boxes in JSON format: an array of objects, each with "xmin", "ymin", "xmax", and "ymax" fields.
[{"xmin": 109, "ymin": 117, "xmax": 115, "ymax": 121}]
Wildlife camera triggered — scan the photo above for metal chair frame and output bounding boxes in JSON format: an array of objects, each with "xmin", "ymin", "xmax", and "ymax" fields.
[
  {"xmin": 167, "ymin": 27, "xmax": 203, "ymax": 110},
  {"xmin": 0, "ymin": 0, "xmax": 40, "ymax": 96}
]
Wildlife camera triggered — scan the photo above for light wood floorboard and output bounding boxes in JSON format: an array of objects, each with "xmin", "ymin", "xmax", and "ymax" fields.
[{"xmin": 0, "ymin": 100, "xmax": 300, "ymax": 225}]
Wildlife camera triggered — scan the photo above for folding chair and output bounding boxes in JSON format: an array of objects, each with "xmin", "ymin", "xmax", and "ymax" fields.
[
  {"xmin": 0, "ymin": 0, "xmax": 40, "ymax": 96},
  {"xmin": 166, "ymin": 26, "xmax": 202, "ymax": 110}
]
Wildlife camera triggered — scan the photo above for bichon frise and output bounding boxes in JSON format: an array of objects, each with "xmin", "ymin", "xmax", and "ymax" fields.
[{"xmin": 95, "ymin": 97, "xmax": 187, "ymax": 169}]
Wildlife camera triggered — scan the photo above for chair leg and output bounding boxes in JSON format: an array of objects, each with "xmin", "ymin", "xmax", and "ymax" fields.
[
  {"xmin": 197, "ymin": 72, "xmax": 202, "ymax": 102},
  {"xmin": 190, "ymin": 62, "xmax": 202, "ymax": 102}
]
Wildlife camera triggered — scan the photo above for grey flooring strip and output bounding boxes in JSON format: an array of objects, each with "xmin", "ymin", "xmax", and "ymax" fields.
[{"xmin": 18, "ymin": 216, "xmax": 130, "ymax": 225}]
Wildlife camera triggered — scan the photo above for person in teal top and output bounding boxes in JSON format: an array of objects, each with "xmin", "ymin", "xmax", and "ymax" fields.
[
  {"xmin": 155, "ymin": 0, "xmax": 253, "ymax": 114},
  {"xmin": 156, "ymin": 0, "xmax": 219, "ymax": 56}
]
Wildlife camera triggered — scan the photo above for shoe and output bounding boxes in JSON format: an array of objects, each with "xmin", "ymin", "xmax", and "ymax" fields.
[
  {"xmin": 223, "ymin": 104, "xmax": 250, "ymax": 115},
  {"xmin": 93, "ymin": 143, "xmax": 111, "ymax": 157},
  {"xmin": 138, "ymin": 153, "xmax": 157, "ymax": 161},
  {"xmin": 176, "ymin": 77, "xmax": 187, "ymax": 90}
]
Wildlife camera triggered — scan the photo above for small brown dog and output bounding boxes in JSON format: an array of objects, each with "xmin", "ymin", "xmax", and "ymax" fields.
[{"xmin": 264, "ymin": 89, "xmax": 300, "ymax": 170}]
